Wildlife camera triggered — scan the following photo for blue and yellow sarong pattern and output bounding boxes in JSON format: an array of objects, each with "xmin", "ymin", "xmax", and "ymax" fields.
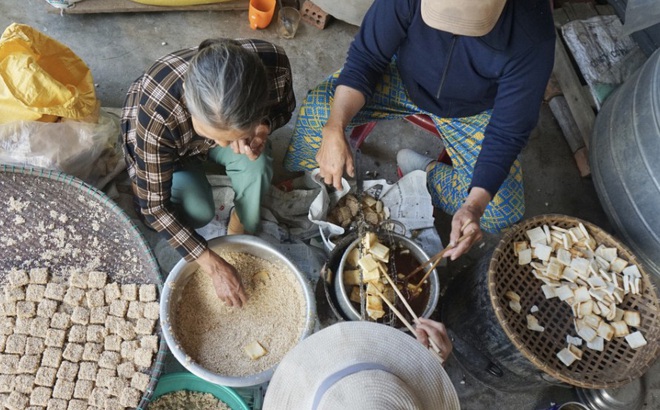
[{"xmin": 284, "ymin": 62, "xmax": 524, "ymax": 233}]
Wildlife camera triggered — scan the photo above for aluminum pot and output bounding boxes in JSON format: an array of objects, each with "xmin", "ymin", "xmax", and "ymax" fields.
[
  {"xmin": 576, "ymin": 377, "xmax": 646, "ymax": 410},
  {"xmin": 160, "ymin": 235, "xmax": 317, "ymax": 387},
  {"xmin": 334, "ymin": 232, "xmax": 440, "ymax": 321}
]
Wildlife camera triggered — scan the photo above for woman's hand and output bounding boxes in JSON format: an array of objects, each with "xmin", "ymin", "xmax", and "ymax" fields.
[
  {"xmin": 196, "ymin": 249, "xmax": 247, "ymax": 307},
  {"xmin": 414, "ymin": 318, "xmax": 453, "ymax": 363},
  {"xmin": 231, "ymin": 123, "xmax": 270, "ymax": 161},
  {"xmin": 443, "ymin": 187, "xmax": 490, "ymax": 261},
  {"xmin": 316, "ymin": 124, "xmax": 354, "ymax": 191},
  {"xmin": 314, "ymin": 85, "xmax": 365, "ymax": 191}
]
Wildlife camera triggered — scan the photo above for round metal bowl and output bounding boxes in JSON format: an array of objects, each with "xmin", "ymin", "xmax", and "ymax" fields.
[
  {"xmin": 160, "ymin": 235, "xmax": 317, "ymax": 387},
  {"xmin": 334, "ymin": 233, "xmax": 440, "ymax": 321},
  {"xmin": 576, "ymin": 376, "xmax": 646, "ymax": 410}
]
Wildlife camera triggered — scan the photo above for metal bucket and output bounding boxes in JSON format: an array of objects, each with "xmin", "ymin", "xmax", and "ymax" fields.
[
  {"xmin": 160, "ymin": 235, "xmax": 317, "ymax": 387},
  {"xmin": 576, "ymin": 376, "xmax": 646, "ymax": 410},
  {"xmin": 442, "ymin": 246, "xmax": 569, "ymax": 392},
  {"xmin": 333, "ymin": 232, "xmax": 440, "ymax": 322},
  {"xmin": 591, "ymin": 47, "xmax": 660, "ymax": 278}
]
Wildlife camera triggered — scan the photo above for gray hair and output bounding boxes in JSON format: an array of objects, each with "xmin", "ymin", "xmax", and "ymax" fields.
[{"xmin": 184, "ymin": 39, "xmax": 268, "ymax": 130}]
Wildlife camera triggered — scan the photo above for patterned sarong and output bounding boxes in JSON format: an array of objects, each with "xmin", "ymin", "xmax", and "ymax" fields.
[{"xmin": 284, "ymin": 61, "xmax": 524, "ymax": 233}]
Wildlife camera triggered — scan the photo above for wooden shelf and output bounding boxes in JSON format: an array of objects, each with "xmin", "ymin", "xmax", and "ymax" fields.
[
  {"xmin": 549, "ymin": 1, "xmax": 617, "ymax": 177},
  {"xmin": 46, "ymin": 0, "xmax": 248, "ymax": 14}
]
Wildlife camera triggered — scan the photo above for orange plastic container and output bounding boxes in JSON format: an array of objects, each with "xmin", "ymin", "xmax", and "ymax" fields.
[{"xmin": 248, "ymin": 0, "xmax": 276, "ymax": 29}]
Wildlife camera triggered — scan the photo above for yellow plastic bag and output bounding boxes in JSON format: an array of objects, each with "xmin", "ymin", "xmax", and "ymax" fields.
[{"xmin": 0, "ymin": 23, "xmax": 98, "ymax": 124}]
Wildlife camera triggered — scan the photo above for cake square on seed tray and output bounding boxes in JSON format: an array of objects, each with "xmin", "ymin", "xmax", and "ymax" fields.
[
  {"xmin": 29, "ymin": 317, "xmax": 49, "ymax": 337},
  {"xmin": 104, "ymin": 282, "xmax": 121, "ymax": 303},
  {"xmin": 78, "ymin": 361, "xmax": 98, "ymax": 381},
  {"xmin": 56, "ymin": 361, "xmax": 79, "ymax": 381},
  {"xmin": 25, "ymin": 336, "xmax": 45, "ymax": 355},
  {"xmin": 121, "ymin": 284, "xmax": 138, "ymax": 301},
  {"xmin": 41, "ymin": 347, "xmax": 63, "ymax": 368},
  {"xmin": 47, "ymin": 398, "xmax": 68, "ymax": 410},
  {"xmin": 139, "ymin": 284, "xmax": 157, "ymax": 302},
  {"xmin": 95, "ymin": 368, "xmax": 116, "ymax": 388},
  {"xmin": 90, "ymin": 306, "xmax": 109, "ymax": 324},
  {"xmin": 25, "ymin": 284, "xmax": 45, "ymax": 302},
  {"xmin": 52, "ymin": 379, "xmax": 74, "ymax": 400},
  {"xmin": 44, "ymin": 283, "xmax": 66, "ymax": 301},
  {"xmin": 68, "ymin": 325, "xmax": 87, "ymax": 343},
  {"xmin": 29, "ymin": 386, "xmax": 51, "ymax": 406},
  {"xmin": 13, "ymin": 374, "xmax": 34, "ymax": 394},
  {"xmin": 69, "ymin": 272, "xmax": 89, "ymax": 289},
  {"xmin": 37, "ymin": 299, "xmax": 58, "ymax": 317},
  {"xmin": 35, "ymin": 366, "xmax": 57, "ymax": 386},
  {"xmin": 88, "ymin": 271, "xmax": 108, "ymax": 289},
  {"xmin": 8, "ymin": 269, "xmax": 29, "ymax": 287},
  {"xmin": 131, "ymin": 371, "xmax": 150, "ymax": 392},
  {"xmin": 86, "ymin": 289, "xmax": 106, "ymax": 308},
  {"xmin": 28, "ymin": 268, "xmax": 49, "ymax": 284},
  {"xmin": 13, "ymin": 317, "xmax": 31, "ymax": 335},
  {"xmin": 63, "ymin": 287, "xmax": 85, "ymax": 307}
]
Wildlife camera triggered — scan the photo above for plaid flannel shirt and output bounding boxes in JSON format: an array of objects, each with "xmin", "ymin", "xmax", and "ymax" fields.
[{"xmin": 121, "ymin": 39, "xmax": 295, "ymax": 262}]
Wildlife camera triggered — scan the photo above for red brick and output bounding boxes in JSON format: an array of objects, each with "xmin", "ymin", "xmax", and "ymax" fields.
[{"xmin": 301, "ymin": 1, "xmax": 332, "ymax": 29}]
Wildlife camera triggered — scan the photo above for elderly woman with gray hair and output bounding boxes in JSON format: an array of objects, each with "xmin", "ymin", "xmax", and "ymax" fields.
[{"xmin": 121, "ymin": 39, "xmax": 295, "ymax": 307}]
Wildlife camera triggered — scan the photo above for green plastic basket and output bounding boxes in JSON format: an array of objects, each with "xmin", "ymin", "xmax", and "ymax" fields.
[{"xmin": 151, "ymin": 372, "xmax": 250, "ymax": 410}]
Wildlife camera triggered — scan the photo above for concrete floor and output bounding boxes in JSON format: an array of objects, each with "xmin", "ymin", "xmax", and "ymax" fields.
[{"xmin": 2, "ymin": 2, "xmax": 658, "ymax": 409}]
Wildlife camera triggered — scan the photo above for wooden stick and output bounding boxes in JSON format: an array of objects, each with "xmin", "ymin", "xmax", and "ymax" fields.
[
  {"xmin": 407, "ymin": 230, "xmax": 474, "ymax": 287},
  {"xmin": 414, "ymin": 256, "xmax": 446, "ymax": 290},
  {"xmin": 404, "ymin": 220, "xmax": 474, "ymax": 281},
  {"xmin": 369, "ymin": 287, "xmax": 415, "ymax": 333},
  {"xmin": 368, "ymin": 287, "xmax": 444, "ymax": 364},
  {"xmin": 403, "ymin": 251, "xmax": 444, "ymax": 281},
  {"xmin": 378, "ymin": 265, "xmax": 443, "ymax": 355},
  {"xmin": 379, "ymin": 265, "xmax": 419, "ymax": 320}
]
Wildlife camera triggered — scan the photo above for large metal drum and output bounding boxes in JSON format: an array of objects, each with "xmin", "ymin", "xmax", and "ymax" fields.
[
  {"xmin": 442, "ymin": 246, "xmax": 566, "ymax": 392},
  {"xmin": 591, "ymin": 48, "xmax": 660, "ymax": 278}
]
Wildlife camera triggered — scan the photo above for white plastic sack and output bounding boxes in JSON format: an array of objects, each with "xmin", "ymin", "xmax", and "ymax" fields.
[
  {"xmin": 562, "ymin": 15, "xmax": 647, "ymax": 109},
  {"xmin": 0, "ymin": 109, "xmax": 122, "ymax": 186},
  {"xmin": 311, "ymin": 0, "xmax": 374, "ymax": 26},
  {"xmin": 307, "ymin": 169, "xmax": 435, "ymax": 250}
]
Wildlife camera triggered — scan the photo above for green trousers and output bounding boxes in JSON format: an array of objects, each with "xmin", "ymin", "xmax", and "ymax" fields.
[{"xmin": 170, "ymin": 142, "xmax": 273, "ymax": 233}]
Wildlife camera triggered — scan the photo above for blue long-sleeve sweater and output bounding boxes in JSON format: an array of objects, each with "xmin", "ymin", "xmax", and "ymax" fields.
[{"xmin": 337, "ymin": 0, "xmax": 556, "ymax": 197}]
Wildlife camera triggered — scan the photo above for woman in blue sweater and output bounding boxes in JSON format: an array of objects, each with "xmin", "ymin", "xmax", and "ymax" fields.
[{"xmin": 284, "ymin": 0, "xmax": 555, "ymax": 259}]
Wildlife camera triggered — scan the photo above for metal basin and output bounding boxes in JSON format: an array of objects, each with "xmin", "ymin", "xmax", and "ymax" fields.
[
  {"xmin": 334, "ymin": 233, "xmax": 440, "ymax": 322},
  {"xmin": 160, "ymin": 235, "xmax": 317, "ymax": 387},
  {"xmin": 576, "ymin": 377, "xmax": 646, "ymax": 410}
]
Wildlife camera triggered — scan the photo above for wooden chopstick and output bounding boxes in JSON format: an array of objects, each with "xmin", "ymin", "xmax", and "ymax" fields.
[
  {"xmin": 368, "ymin": 287, "xmax": 444, "ymax": 364},
  {"xmin": 414, "ymin": 257, "xmax": 445, "ymax": 290},
  {"xmin": 369, "ymin": 287, "xmax": 416, "ymax": 333},
  {"xmin": 406, "ymin": 253, "xmax": 444, "ymax": 280},
  {"xmin": 404, "ymin": 220, "xmax": 474, "ymax": 281},
  {"xmin": 406, "ymin": 221, "xmax": 472, "ymax": 280},
  {"xmin": 404, "ymin": 250, "xmax": 444, "ymax": 281},
  {"xmin": 378, "ymin": 265, "xmax": 443, "ymax": 355},
  {"xmin": 405, "ymin": 230, "xmax": 473, "ymax": 289}
]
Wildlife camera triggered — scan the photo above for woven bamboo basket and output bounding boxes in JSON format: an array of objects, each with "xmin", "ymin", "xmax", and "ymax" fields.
[
  {"xmin": 488, "ymin": 214, "xmax": 660, "ymax": 389},
  {"xmin": 0, "ymin": 165, "xmax": 166, "ymax": 409}
]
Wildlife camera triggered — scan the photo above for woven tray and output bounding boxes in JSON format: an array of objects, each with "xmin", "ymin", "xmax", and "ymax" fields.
[
  {"xmin": 488, "ymin": 214, "xmax": 660, "ymax": 389},
  {"xmin": 0, "ymin": 165, "xmax": 167, "ymax": 409}
]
